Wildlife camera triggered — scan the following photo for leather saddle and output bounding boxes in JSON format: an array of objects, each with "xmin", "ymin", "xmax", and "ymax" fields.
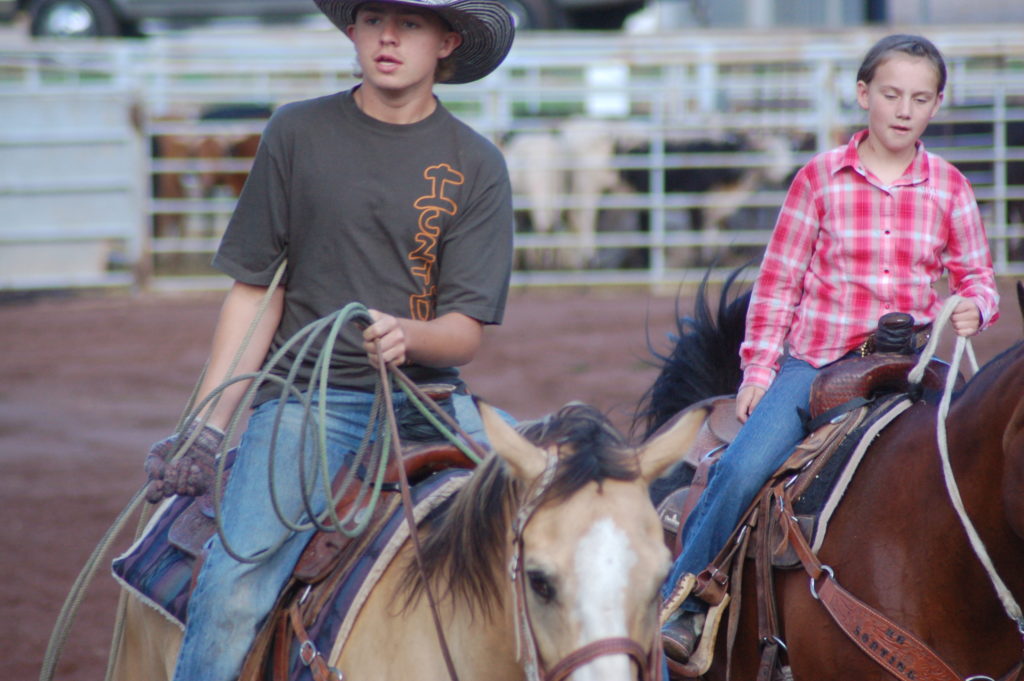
[
  {"xmin": 167, "ymin": 441, "xmax": 476, "ymax": 586},
  {"xmin": 655, "ymin": 352, "xmax": 961, "ymax": 563},
  {"xmin": 657, "ymin": 352, "xmax": 961, "ymax": 680}
]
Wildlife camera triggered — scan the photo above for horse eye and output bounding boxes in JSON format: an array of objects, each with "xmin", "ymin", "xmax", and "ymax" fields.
[{"xmin": 527, "ymin": 570, "xmax": 556, "ymax": 603}]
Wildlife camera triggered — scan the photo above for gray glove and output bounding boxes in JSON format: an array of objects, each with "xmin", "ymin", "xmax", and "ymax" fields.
[{"xmin": 144, "ymin": 423, "xmax": 225, "ymax": 503}]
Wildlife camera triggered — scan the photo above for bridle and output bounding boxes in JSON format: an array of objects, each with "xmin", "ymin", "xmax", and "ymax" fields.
[{"xmin": 507, "ymin": 457, "xmax": 665, "ymax": 681}]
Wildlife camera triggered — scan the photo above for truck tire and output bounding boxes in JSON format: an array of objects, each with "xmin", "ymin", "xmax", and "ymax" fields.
[{"xmin": 29, "ymin": 0, "xmax": 122, "ymax": 37}]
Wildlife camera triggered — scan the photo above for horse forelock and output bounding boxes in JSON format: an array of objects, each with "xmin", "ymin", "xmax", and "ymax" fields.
[
  {"xmin": 520, "ymin": 402, "xmax": 639, "ymax": 503},
  {"xmin": 401, "ymin": 403, "xmax": 638, "ymax": 620}
]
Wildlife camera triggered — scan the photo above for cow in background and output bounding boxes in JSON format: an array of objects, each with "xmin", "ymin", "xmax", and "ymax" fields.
[
  {"xmin": 151, "ymin": 103, "xmax": 272, "ymax": 252},
  {"xmin": 504, "ymin": 117, "xmax": 806, "ymax": 271},
  {"xmin": 617, "ymin": 131, "xmax": 805, "ymax": 266},
  {"xmin": 503, "ymin": 126, "xmax": 566, "ymax": 269},
  {"xmin": 149, "ymin": 103, "xmax": 272, "ymax": 277},
  {"xmin": 503, "ymin": 118, "xmax": 644, "ymax": 270}
]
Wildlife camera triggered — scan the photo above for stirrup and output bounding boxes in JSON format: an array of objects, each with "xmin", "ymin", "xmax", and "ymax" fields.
[
  {"xmin": 660, "ymin": 573, "xmax": 697, "ymax": 625},
  {"xmin": 664, "ymin": 596, "xmax": 730, "ymax": 678}
]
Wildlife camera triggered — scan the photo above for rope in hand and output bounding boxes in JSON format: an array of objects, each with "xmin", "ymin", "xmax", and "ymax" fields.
[
  {"xmin": 207, "ymin": 301, "xmax": 485, "ymax": 563},
  {"xmin": 909, "ymin": 295, "xmax": 1024, "ymax": 634}
]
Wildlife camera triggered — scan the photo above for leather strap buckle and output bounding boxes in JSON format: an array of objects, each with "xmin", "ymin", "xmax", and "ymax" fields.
[{"xmin": 299, "ymin": 640, "xmax": 318, "ymax": 666}]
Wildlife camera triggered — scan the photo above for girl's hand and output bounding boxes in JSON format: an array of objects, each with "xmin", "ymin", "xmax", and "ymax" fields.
[
  {"xmin": 950, "ymin": 299, "xmax": 981, "ymax": 337},
  {"xmin": 363, "ymin": 309, "xmax": 408, "ymax": 368},
  {"xmin": 735, "ymin": 385, "xmax": 766, "ymax": 424}
]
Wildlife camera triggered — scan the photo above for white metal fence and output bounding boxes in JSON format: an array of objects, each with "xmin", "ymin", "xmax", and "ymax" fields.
[{"xmin": 1, "ymin": 24, "xmax": 1023, "ymax": 291}]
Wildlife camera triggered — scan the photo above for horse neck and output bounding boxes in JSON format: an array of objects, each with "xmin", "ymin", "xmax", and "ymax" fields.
[
  {"xmin": 967, "ymin": 343, "xmax": 1024, "ymax": 545},
  {"xmin": 409, "ymin": 458, "xmax": 517, "ymax": 619},
  {"xmin": 339, "ymin": 534, "xmax": 521, "ymax": 681},
  {"xmin": 910, "ymin": 343, "xmax": 1024, "ymax": 621}
]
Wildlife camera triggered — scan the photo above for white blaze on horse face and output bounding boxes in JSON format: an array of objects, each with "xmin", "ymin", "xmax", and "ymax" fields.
[{"xmin": 571, "ymin": 516, "xmax": 637, "ymax": 680}]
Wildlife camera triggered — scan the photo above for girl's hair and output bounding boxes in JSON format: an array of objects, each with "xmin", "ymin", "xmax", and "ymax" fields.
[{"xmin": 857, "ymin": 34, "xmax": 947, "ymax": 94}]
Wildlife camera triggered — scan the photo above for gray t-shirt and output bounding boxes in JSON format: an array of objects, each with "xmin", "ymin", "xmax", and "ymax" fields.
[{"xmin": 213, "ymin": 88, "xmax": 513, "ymax": 400}]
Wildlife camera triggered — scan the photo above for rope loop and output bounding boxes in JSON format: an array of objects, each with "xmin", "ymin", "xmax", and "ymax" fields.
[
  {"xmin": 207, "ymin": 301, "xmax": 483, "ymax": 564},
  {"xmin": 43, "ymin": 283, "xmax": 488, "ymax": 681},
  {"xmin": 909, "ymin": 295, "xmax": 1024, "ymax": 629}
]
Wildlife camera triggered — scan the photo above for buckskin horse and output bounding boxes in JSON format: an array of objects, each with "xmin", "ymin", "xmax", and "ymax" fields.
[
  {"xmin": 108, "ymin": 400, "xmax": 709, "ymax": 681},
  {"xmin": 636, "ymin": 273, "xmax": 1024, "ymax": 681}
]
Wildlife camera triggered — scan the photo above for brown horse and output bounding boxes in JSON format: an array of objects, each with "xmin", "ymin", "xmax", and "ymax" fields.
[
  {"xmin": 110, "ymin": 401, "xmax": 709, "ymax": 681},
  {"xmin": 636, "ymin": 276, "xmax": 1024, "ymax": 681}
]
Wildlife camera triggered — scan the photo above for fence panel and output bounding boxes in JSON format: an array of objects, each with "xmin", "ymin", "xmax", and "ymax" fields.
[
  {"xmin": 1, "ymin": 26, "xmax": 1022, "ymax": 291},
  {"xmin": 0, "ymin": 83, "xmax": 144, "ymax": 289}
]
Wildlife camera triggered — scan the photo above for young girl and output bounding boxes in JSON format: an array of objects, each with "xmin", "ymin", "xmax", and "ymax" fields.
[{"xmin": 661, "ymin": 33, "xmax": 1000, "ymax": 663}]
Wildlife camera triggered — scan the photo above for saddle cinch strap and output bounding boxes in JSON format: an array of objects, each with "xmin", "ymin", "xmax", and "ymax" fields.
[{"xmin": 774, "ymin": 488, "xmax": 986, "ymax": 681}]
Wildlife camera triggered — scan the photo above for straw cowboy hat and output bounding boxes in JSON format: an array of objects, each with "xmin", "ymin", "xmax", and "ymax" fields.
[{"xmin": 314, "ymin": 0, "xmax": 515, "ymax": 84}]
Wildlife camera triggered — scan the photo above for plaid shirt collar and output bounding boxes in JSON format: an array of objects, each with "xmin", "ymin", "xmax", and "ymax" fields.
[{"xmin": 834, "ymin": 129, "xmax": 930, "ymax": 186}]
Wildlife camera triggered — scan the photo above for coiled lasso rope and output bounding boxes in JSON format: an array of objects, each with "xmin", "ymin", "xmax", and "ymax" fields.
[
  {"xmin": 203, "ymin": 300, "xmax": 485, "ymax": 564},
  {"xmin": 908, "ymin": 295, "xmax": 1024, "ymax": 635},
  {"xmin": 41, "ymin": 260, "xmax": 485, "ymax": 680}
]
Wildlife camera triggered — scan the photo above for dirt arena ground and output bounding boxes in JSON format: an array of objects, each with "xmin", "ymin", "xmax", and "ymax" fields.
[{"xmin": 3, "ymin": 278, "xmax": 1021, "ymax": 681}]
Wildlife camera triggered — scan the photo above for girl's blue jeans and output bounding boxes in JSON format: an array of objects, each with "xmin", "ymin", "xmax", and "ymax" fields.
[
  {"xmin": 661, "ymin": 356, "xmax": 821, "ymax": 613},
  {"xmin": 171, "ymin": 387, "xmax": 498, "ymax": 681}
]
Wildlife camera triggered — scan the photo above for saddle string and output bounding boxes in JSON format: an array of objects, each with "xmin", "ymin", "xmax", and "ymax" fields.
[{"xmin": 910, "ymin": 295, "xmax": 1024, "ymax": 634}]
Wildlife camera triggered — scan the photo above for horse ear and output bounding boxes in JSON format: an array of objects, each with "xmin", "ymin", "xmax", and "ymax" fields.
[
  {"xmin": 478, "ymin": 400, "xmax": 549, "ymax": 484},
  {"xmin": 637, "ymin": 407, "xmax": 709, "ymax": 484}
]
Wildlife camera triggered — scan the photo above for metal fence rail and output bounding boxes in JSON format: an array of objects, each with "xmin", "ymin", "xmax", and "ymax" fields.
[{"xmin": 1, "ymin": 24, "xmax": 1023, "ymax": 291}]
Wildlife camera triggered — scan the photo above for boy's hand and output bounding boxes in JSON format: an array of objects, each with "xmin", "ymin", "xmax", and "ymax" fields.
[
  {"xmin": 950, "ymin": 299, "xmax": 981, "ymax": 337},
  {"xmin": 363, "ymin": 309, "xmax": 408, "ymax": 368}
]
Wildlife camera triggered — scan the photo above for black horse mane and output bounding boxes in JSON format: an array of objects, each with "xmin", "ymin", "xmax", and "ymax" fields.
[
  {"xmin": 633, "ymin": 268, "xmax": 752, "ymax": 441},
  {"xmin": 402, "ymin": 402, "xmax": 637, "ymax": 620}
]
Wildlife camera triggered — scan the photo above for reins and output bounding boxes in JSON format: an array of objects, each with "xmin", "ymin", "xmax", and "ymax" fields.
[
  {"xmin": 909, "ymin": 296, "xmax": 1024, "ymax": 637},
  {"xmin": 375, "ymin": 358, "xmax": 464, "ymax": 681}
]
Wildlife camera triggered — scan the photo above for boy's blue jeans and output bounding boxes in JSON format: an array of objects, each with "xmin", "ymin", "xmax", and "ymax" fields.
[
  {"xmin": 661, "ymin": 356, "xmax": 821, "ymax": 613},
  {"xmin": 171, "ymin": 387, "xmax": 494, "ymax": 681}
]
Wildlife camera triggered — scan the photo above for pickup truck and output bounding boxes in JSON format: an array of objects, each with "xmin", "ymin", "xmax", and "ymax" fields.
[{"xmin": 10, "ymin": 0, "xmax": 644, "ymax": 36}]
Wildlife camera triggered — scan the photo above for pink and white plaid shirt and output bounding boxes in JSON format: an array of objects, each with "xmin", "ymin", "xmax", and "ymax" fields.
[{"xmin": 741, "ymin": 129, "xmax": 1000, "ymax": 390}]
